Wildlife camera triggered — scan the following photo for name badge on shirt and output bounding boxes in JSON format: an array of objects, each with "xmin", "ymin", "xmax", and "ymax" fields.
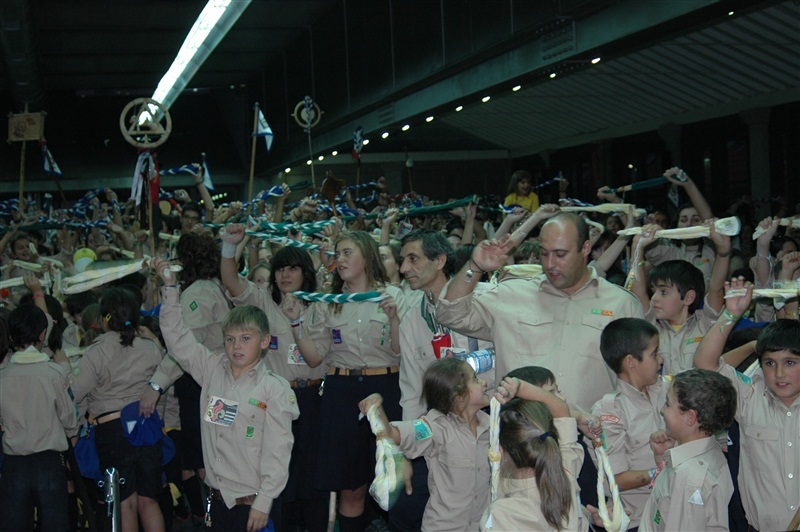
[
  {"xmin": 331, "ymin": 329, "xmax": 342, "ymax": 344},
  {"xmin": 204, "ymin": 395, "xmax": 238, "ymax": 427},
  {"xmin": 269, "ymin": 336, "xmax": 279, "ymax": 351},
  {"xmin": 287, "ymin": 343, "xmax": 307, "ymax": 365}
]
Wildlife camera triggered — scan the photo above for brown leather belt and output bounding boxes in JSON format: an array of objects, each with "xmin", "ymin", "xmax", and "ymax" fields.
[
  {"xmin": 207, "ymin": 486, "xmax": 256, "ymax": 506},
  {"xmin": 328, "ymin": 366, "xmax": 399, "ymax": 377},
  {"xmin": 289, "ymin": 378, "xmax": 323, "ymax": 389},
  {"xmin": 92, "ymin": 411, "xmax": 121, "ymax": 426}
]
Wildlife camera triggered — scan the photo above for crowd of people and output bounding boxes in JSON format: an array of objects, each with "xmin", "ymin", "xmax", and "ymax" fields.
[{"xmin": 0, "ymin": 164, "xmax": 797, "ymax": 532}]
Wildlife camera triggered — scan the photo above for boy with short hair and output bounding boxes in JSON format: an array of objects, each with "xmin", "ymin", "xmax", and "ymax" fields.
[
  {"xmin": 153, "ymin": 258, "xmax": 299, "ymax": 532},
  {"xmin": 694, "ymin": 278, "xmax": 800, "ymax": 531},
  {"xmin": 630, "ymin": 224, "xmax": 731, "ymax": 374},
  {"xmin": 640, "ymin": 369, "xmax": 736, "ymax": 531},
  {"xmin": 0, "ymin": 304, "xmax": 79, "ymax": 531},
  {"xmin": 591, "ymin": 318, "xmax": 667, "ymax": 529}
]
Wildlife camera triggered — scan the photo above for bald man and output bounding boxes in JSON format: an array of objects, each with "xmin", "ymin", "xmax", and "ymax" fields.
[{"xmin": 437, "ymin": 212, "xmax": 644, "ymax": 412}]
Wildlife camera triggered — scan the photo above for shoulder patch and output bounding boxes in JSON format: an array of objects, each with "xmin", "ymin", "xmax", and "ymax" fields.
[
  {"xmin": 189, "ymin": 301, "xmax": 198, "ymax": 311},
  {"xmin": 734, "ymin": 370, "xmax": 752, "ymax": 385},
  {"xmin": 413, "ymin": 419, "xmax": 432, "ymax": 441},
  {"xmin": 600, "ymin": 414, "xmax": 620, "ymax": 424}
]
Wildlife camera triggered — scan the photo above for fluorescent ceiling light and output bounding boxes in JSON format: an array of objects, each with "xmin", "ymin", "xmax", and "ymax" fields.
[{"xmin": 142, "ymin": 0, "xmax": 251, "ymax": 123}]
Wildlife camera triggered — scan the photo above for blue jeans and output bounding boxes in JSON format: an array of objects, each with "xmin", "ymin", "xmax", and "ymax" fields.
[{"xmin": 0, "ymin": 450, "xmax": 69, "ymax": 532}]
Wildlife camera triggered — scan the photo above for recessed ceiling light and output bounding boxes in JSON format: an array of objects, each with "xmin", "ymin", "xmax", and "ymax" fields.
[
  {"xmin": 306, "ymin": 160, "xmax": 312, "ymax": 165},
  {"xmin": 381, "ymin": 132, "xmax": 389, "ymax": 139},
  {"xmin": 512, "ymin": 85, "xmax": 521, "ymax": 92},
  {"xmin": 318, "ymin": 155, "xmax": 324, "ymax": 161},
  {"xmin": 549, "ymin": 73, "xmax": 557, "ymax": 79},
  {"xmin": 402, "ymin": 124, "xmax": 410, "ymax": 131},
  {"xmin": 728, "ymin": 10, "xmax": 734, "ymax": 16},
  {"xmin": 332, "ymin": 150, "xmax": 338, "ymax": 156},
  {"xmin": 627, "ymin": 164, "xmax": 634, "ymax": 169},
  {"xmin": 363, "ymin": 139, "xmax": 370, "ymax": 145},
  {"xmin": 426, "ymin": 116, "xmax": 434, "ymax": 122},
  {"xmin": 482, "ymin": 96, "xmax": 491, "ymax": 103},
  {"xmin": 591, "ymin": 57, "xmax": 601, "ymax": 64},
  {"xmin": 455, "ymin": 106, "xmax": 463, "ymax": 112},
  {"xmin": 284, "ymin": 167, "xmax": 291, "ymax": 173}
]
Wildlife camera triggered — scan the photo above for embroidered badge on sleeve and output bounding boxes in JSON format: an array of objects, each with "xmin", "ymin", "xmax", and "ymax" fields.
[{"xmin": 413, "ymin": 419, "xmax": 432, "ymax": 441}]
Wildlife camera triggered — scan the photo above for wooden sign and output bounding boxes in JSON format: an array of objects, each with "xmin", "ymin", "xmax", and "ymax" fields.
[{"xmin": 7, "ymin": 112, "xmax": 45, "ymax": 142}]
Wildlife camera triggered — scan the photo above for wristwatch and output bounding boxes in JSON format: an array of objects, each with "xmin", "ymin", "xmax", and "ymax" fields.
[{"xmin": 148, "ymin": 381, "xmax": 165, "ymax": 395}]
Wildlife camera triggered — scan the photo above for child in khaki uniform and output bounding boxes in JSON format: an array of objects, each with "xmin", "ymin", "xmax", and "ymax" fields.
[
  {"xmin": 591, "ymin": 318, "xmax": 667, "ymax": 530},
  {"xmin": 695, "ymin": 278, "xmax": 800, "ymax": 531},
  {"xmin": 152, "ymin": 257, "xmax": 299, "ymax": 532},
  {"xmin": 639, "ymin": 369, "xmax": 736, "ymax": 531}
]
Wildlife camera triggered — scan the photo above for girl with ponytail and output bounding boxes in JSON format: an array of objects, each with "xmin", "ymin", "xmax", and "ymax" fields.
[{"xmin": 489, "ymin": 377, "xmax": 587, "ymax": 531}]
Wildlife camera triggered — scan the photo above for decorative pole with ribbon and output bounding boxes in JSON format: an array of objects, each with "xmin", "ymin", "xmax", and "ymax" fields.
[{"xmin": 248, "ymin": 103, "xmax": 260, "ymax": 209}]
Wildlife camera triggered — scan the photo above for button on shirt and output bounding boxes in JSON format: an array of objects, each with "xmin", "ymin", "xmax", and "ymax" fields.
[
  {"xmin": 591, "ymin": 378, "xmax": 668, "ymax": 528},
  {"xmin": 437, "ymin": 269, "xmax": 643, "ymax": 411},
  {"xmin": 393, "ymin": 409, "xmax": 490, "ymax": 532},
  {"xmin": 228, "ymin": 280, "xmax": 326, "ymax": 382},
  {"xmin": 640, "ymin": 436, "xmax": 732, "ymax": 531},
  {"xmin": 160, "ymin": 288, "xmax": 299, "ymax": 516},
  {"xmin": 718, "ymin": 362, "xmax": 800, "ymax": 531},
  {"xmin": 304, "ymin": 284, "xmax": 407, "ymax": 369}
]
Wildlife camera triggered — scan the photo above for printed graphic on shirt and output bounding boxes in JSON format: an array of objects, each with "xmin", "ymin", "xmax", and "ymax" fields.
[
  {"xmin": 441, "ymin": 346, "xmax": 468, "ymax": 359},
  {"xmin": 591, "ymin": 308, "xmax": 614, "ymax": 317},
  {"xmin": 189, "ymin": 301, "xmax": 198, "ymax": 312},
  {"xmin": 331, "ymin": 329, "xmax": 342, "ymax": 344},
  {"xmin": 287, "ymin": 343, "xmax": 307, "ymax": 365},
  {"xmin": 684, "ymin": 336, "xmax": 704, "ymax": 345},
  {"xmin": 245, "ymin": 425, "xmax": 255, "ymax": 439},
  {"xmin": 269, "ymin": 336, "xmax": 279, "ymax": 350},
  {"xmin": 413, "ymin": 419, "xmax": 432, "ymax": 441},
  {"xmin": 248, "ymin": 398, "xmax": 267, "ymax": 411},
  {"xmin": 204, "ymin": 396, "xmax": 238, "ymax": 427}
]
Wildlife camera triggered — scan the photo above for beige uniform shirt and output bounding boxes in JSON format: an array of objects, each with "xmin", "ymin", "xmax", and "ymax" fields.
[
  {"xmin": 160, "ymin": 288, "xmax": 300, "ymax": 516},
  {"xmin": 437, "ymin": 269, "xmax": 644, "ymax": 411},
  {"xmin": 591, "ymin": 378, "xmax": 668, "ymax": 528},
  {"xmin": 399, "ymin": 287, "xmax": 495, "ymax": 421},
  {"xmin": 645, "ymin": 239, "xmax": 716, "ymax": 290},
  {"xmin": 72, "ymin": 332, "xmax": 163, "ymax": 417},
  {"xmin": 305, "ymin": 284, "xmax": 407, "ymax": 369},
  {"xmin": 645, "ymin": 296, "xmax": 722, "ymax": 375},
  {"xmin": 228, "ymin": 280, "xmax": 326, "ymax": 382},
  {"xmin": 483, "ymin": 418, "xmax": 585, "ymax": 532},
  {"xmin": 640, "ymin": 436, "xmax": 732, "ymax": 531},
  {"xmin": 718, "ymin": 362, "xmax": 800, "ymax": 531},
  {"xmin": 0, "ymin": 348, "xmax": 79, "ymax": 454},
  {"xmin": 394, "ymin": 409, "xmax": 490, "ymax": 532}
]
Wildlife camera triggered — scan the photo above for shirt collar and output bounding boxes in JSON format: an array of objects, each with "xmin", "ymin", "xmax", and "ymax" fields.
[
  {"xmin": 539, "ymin": 266, "xmax": 598, "ymax": 296},
  {"xmin": 665, "ymin": 436, "xmax": 717, "ymax": 468}
]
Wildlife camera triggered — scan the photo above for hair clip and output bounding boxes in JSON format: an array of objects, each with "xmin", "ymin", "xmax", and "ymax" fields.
[{"xmin": 538, "ymin": 431, "xmax": 551, "ymax": 442}]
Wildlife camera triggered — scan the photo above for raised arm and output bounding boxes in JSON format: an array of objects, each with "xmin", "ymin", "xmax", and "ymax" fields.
[
  {"xmin": 706, "ymin": 221, "xmax": 732, "ymax": 313},
  {"xmin": 665, "ymin": 168, "xmax": 712, "ymax": 220},
  {"xmin": 753, "ymin": 217, "xmax": 780, "ymax": 286},
  {"xmin": 219, "ymin": 223, "xmax": 248, "ymax": 298},
  {"xmin": 443, "ymin": 235, "xmax": 514, "ymax": 301},
  {"xmin": 629, "ymin": 224, "xmax": 661, "ymax": 313},
  {"xmin": 495, "ymin": 376, "xmax": 570, "ymax": 418},
  {"xmin": 693, "ymin": 277, "xmax": 753, "ymax": 370},
  {"xmin": 777, "ymin": 251, "xmax": 800, "ymax": 320},
  {"xmin": 358, "ymin": 393, "xmax": 401, "ymax": 444}
]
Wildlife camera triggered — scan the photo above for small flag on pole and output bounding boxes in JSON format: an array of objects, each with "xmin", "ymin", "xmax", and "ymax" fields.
[
  {"xmin": 353, "ymin": 126, "xmax": 363, "ymax": 160},
  {"xmin": 255, "ymin": 108, "xmax": 274, "ymax": 153},
  {"xmin": 42, "ymin": 144, "xmax": 62, "ymax": 177}
]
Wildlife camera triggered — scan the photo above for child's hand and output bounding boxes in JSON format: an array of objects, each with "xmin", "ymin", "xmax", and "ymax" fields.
[
  {"xmin": 359, "ymin": 393, "xmax": 384, "ymax": 415},
  {"xmin": 755, "ymin": 216, "xmax": 780, "ymax": 244},
  {"xmin": 149, "ymin": 257, "xmax": 173, "ymax": 285},
  {"xmin": 246, "ymin": 508, "xmax": 269, "ymax": 532},
  {"xmin": 649, "ymin": 430, "xmax": 676, "ymax": 461},
  {"xmin": 220, "ymin": 223, "xmax": 245, "ymax": 245},
  {"xmin": 585, "ymin": 503, "xmax": 630, "ymax": 528},
  {"xmin": 707, "ymin": 218, "xmax": 731, "ymax": 252},
  {"xmin": 633, "ymin": 223, "xmax": 661, "ymax": 247},
  {"xmin": 280, "ymin": 293, "xmax": 302, "ymax": 322},
  {"xmin": 779, "ymin": 251, "xmax": 800, "ymax": 278},
  {"xmin": 23, "ymin": 272, "xmax": 43, "ymax": 294},
  {"xmin": 663, "ymin": 167, "xmax": 691, "ymax": 187},
  {"xmin": 494, "ymin": 377, "xmax": 519, "ymax": 404},
  {"xmin": 378, "ymin": 292, "xmax": 399, "ymax": 322},
  {"xmin": 576, "ymin": 412, "xmax": 603, "ymax": 442},
  {"xmin": 723, "ymin": 276, "xmax": 753, "ymax": 316}
]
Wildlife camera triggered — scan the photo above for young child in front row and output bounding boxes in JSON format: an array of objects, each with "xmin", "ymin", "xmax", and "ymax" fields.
[
  {"xmin": 485, "ymin": 376, "xmax": 586, "ymax": 531},
  {"xmin": 359, "ymin": 358, "xmax": 490, "ymax": 532},
  {"xmin": 694, "ymin": 278, "xmax": 800, "ymax": 532},
  {"xmin": 151, "ymin": 258, "xmax": 300, "ymax": 532},
  {"xmin": 591, "ymin": 318, "xmax": 667, "ymax": 530},
  {"xmin": 631, "ymin": 223, "xmax": 730, "ymax": 374},
  {"xmin": 639, "ymin": 369, "xmax": 736, "ymax": 531}
]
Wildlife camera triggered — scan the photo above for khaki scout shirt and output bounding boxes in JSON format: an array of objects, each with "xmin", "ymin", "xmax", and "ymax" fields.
[
  {"xmin": 644, "ymin": 239, "xmax": 717, "ymax": 291},
  {"xmin": 393, "ymin": 409, "xmax": 490, "ymax": 532},
  {"xmin": 483, "ymin": 418, "xmax": 585, "ymax": 532},
  {"xmin": 591, "ymin": 378, "xmax": 668, "ymax": 528},
  {"xmin": 640, "ymin": 436, "xmax": 732, "ymax": 531},
  {"xmin": 748, "ymin": 255, "xmax": 777, "ymax": 323},
  {"xmin": 228, "ymin": 280, "xmax": 326, "ymax": 382},
  {"xmin": 159, "ymin": 287, "xmax": 299, "ymax": 516},
  {"xmin": 304, "ymin": 284, "xmax": 407, "ymax": 369},
  {"xmin": 72, "ymin": 331, "xmax": 163, "ymax": 417},
  {"xmin": 399, "ymin": 287, "xmax": 495, "ymax": 421},
  {"xmin": 437, "ymin": 269, "xmax": 644, "ymax": 411},
  {"xmin": 718, "ymin": 362, "xmax": 800, "ymax": 531},
  {"xmin": 646, "ymin": 296, "xmax": 721, "ymax": 375},
  {"xmin": 0, "ymin": 348, "xmax": 79, "ymax": 454}
]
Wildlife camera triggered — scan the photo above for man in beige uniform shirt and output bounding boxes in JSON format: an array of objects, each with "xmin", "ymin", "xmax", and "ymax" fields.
[{"xmin": 437, "ymin": 212, "xmax": 644, "ymax": 412}]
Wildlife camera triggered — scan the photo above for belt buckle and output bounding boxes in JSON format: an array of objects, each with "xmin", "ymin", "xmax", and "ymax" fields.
[{"xmin": 296, "ymin": 379, "xmax": 308, "ymax": 389}]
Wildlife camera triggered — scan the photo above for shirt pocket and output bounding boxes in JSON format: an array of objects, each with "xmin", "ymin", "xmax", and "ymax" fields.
[
  {"xmin": 742, "ymin": 425, "xmax": 779, "ymax": 472},
  {"xmin": 626, "ymin": 429, "xmax": 654, "ymax": 467},
  {"xmin": 577, "ymin": 315, "xmax": 612, "ymax": 360},
  {"xmin": 238, "ymin": 402, "xmax": 265, "ymax": 446},
  {"xmin": 369, "ymin": 312, "xmax": 391, "ymax": 348},
  {"xmin": 439, "ymin": 450, "xmax": 473, "ymax": 486},
  {"xmin": 516, "ymin": 313, "xmax": 554, "ymax": 353}
]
